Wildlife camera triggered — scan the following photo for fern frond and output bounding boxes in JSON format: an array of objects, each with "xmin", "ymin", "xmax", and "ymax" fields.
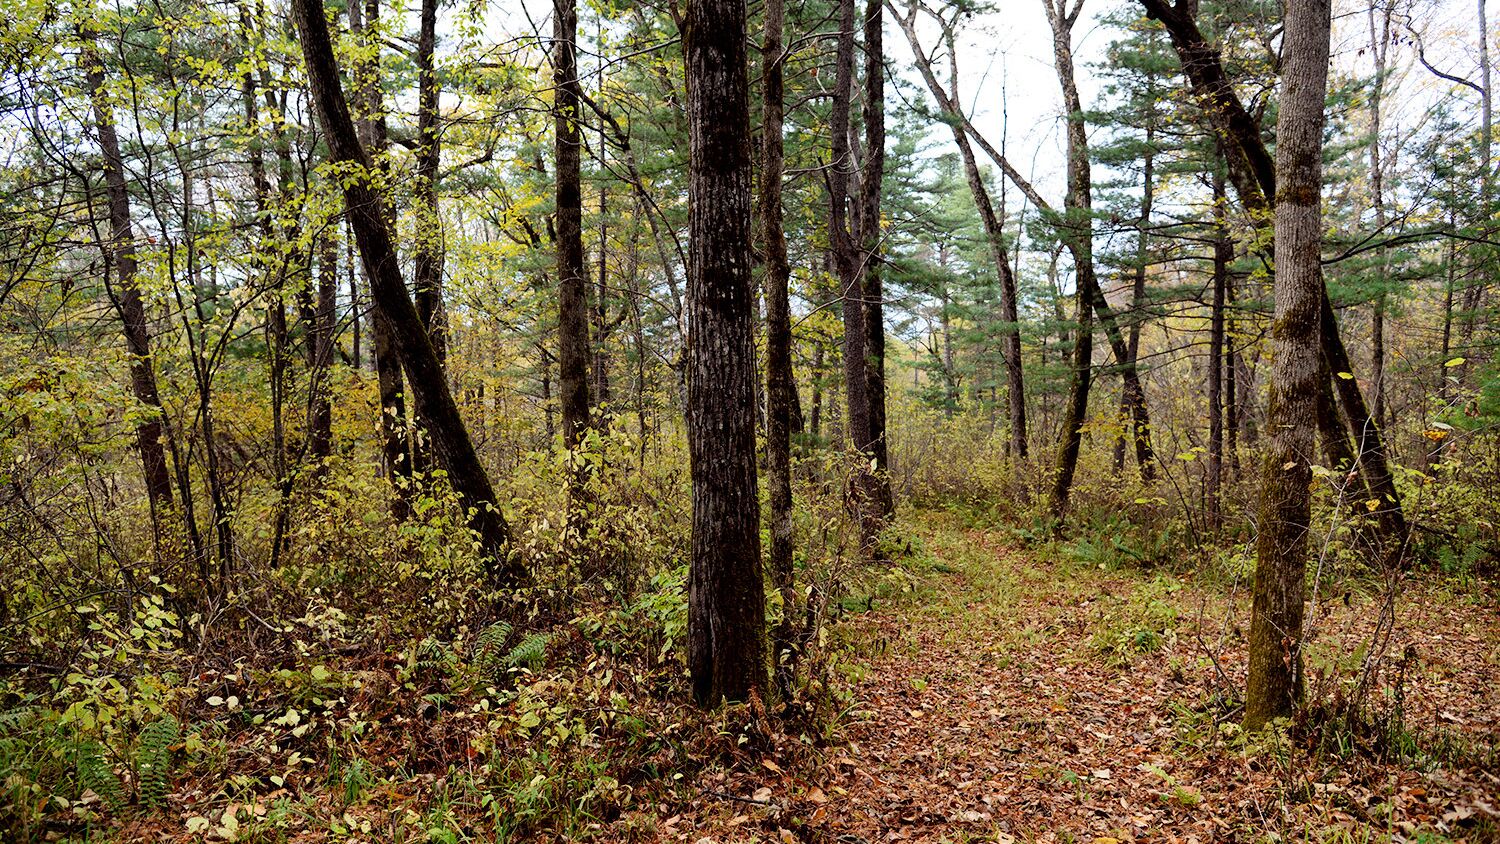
[
  {"xmin": 0, "ymin": 705, "xmax": 40, "ymax": 734},
  {"xmin": 415, "ymin": 636, "xmax": 457, "ymax": 674},
  {"xmin": 471, "ymin": 621, "xmax": 514, "ymax": 679},
  {"xmin": 75, "ymin": 741, "xmax": 124, "ymax": 810},
  {"xmin": 504, "ymin": 632, "xmax": 551, "ymax": 671},
  {"xmin": 133, "ymin": 714, "xmax": 179, "ymax": 809}
]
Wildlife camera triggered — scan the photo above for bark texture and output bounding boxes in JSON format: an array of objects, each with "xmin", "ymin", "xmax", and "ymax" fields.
[
  {"xmin": 555, "ymin": 0, "xmax": 592, "ymax": 453},
  {"xmin": 81, "ymin": 39, "xmax": 176, "ymax": 522},
  {"xmin": 413, "ymin": 0, "xmax": 446, "ymax": 364},
  {"xmin": 759, "ymin": 0, "xmax": 798, "ymax": 694},
  {"xmin": 683, "ymin": 0, "xmax": 767, "ymax": 705},
  {"xmin": 859, "ymin": 0, "xmax": 893, "ymax": 521},
  {"xmin": 1246, "ymin": 0, "xmax": 1330, "ymax": 731}
]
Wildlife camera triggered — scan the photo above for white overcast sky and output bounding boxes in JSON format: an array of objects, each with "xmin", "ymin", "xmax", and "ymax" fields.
[{"xmin": 474, "ymin": 0, "xmax": 1490, "ymax": 223}]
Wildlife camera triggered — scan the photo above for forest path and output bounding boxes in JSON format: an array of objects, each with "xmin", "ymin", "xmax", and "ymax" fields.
[
  {"xmin": 799, "ymin": 521, "xmax": 1232, "ymax": 843},
  {"xmin": 689, "ymin": 515, "xmax": 1500, "ymax": 843}
]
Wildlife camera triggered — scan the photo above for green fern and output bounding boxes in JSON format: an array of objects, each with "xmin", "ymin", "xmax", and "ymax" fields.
[
  {"xmin": 0, "ymin": 705, "xmax": 39, "ymax": 734},
  {"xmin": 504, "ymin": 632, "xmax": 552, "ymax": 671},
  {"xmin": 471, "ymin": 621, "xmax": 514, "ymax": 679},
  {"xmin": 133, "ymin": 715, "xmax": 179, "ymax": 809},
  {"xmin": 415, "ymin": 636, "xmax": 457, "ymax": 674},
  {"xmin": 75, "ymin": 741, "xmax": 124, "ymax": 810}
]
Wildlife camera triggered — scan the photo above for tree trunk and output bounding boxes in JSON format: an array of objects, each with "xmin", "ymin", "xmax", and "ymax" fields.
[
  {"xmin": 1208, "ymin": 168, "xmax": 1227, "ymax": 535},
  {"xmin": 1246, "ymin": 0, "xmax": 1330, "ymax": 731},
  {"xmin": 860, "ymin": 0, "xmax": 893, "ymax": 522},
  {"xmin": 760, "ymin": 0, "xmax": 797, "ymax": 695},
  {"xmin": 893, "ymin": 2, "xmax": 1026, "ymax": 457},
  {"xmin": 555, "ymin": 0, "xmax": 592, "ymax": 459},
  {"xmin": 349, "ymin": 0, "xmax": 411, "ymax": 497},
  {"xmin": 80, "ymin": 38, "xmax": 176, "ymax": 526},
  {"xmin": 1123, "ymin": 126, "xmax": 1156, "ymax": 474},
  {"xmin": 1045, "ymin": 0, "xmax": 1115, "ymax": 517},
  {"xmin": 291, "ymin": 0, "xmax": 527, "ymax": 591},
  {"xmin": 832, "ymin": 0, "xmax": 871, "ymax": 465},
  {"xmin": 413, "ymin": 0, "xmax": 446, "ymax": 364},
  {"xmin": 1049, "ymin": 277, "xmax": 1093, "ymax": 519},
  {"xmin": 684, "ymin": 0, "xmax": 767, "ymax": 706},
  {"xmin": 1141, "ymin": 0, "xmax": 1405, "ymax": 548},
  {"xmin": 310, "ymin": 228, "xmax": 336, "ymax": 463}
]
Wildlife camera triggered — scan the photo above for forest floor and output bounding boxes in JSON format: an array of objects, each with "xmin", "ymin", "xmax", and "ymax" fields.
[
  {"xmin": 19, "ymin": 515, "xmax": 1499, "ymax": 844},
  {"xmin": 667, "ymin": 515, "xmax": 1500, "ymax": 844}
]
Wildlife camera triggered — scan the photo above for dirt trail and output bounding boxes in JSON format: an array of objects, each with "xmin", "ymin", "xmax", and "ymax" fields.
[{"xmin": 679, "ymin": 524, "xmax": 1499, "ymax": 843}]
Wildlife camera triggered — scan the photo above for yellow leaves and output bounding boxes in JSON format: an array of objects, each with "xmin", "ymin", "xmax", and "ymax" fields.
[
  {"xmin": 1445, "ymin": 357, "xmax": 1466, "ymax": 367},
  {"xmin": 1336, "ymin": 371, "xmax": 1354, "ymax": 380}
]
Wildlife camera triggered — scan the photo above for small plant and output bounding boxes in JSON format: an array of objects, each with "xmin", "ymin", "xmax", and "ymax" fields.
[{"xmin": 133, "ymin": 713, "xmax": 180, "ymax": 809}]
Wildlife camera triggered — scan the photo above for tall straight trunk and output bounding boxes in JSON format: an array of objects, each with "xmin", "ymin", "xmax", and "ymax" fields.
[
  {"xmin": 291, "ymin": 0, "xmax": 528, "ymax": 590},
  {"xmin": 349, "ymin": 0, "xmax": 410, "ymax": 490},
  {"xmin": 1049, "ymin": 277, "xmax": 1093, "ymax": 518},
  {"xmin": 1245, "ymin": 0, "xmax": 1331, "ymax": 731},
  {"xmin": 893, "ymin": 3, "xmax": 1026, "ymax": 457},
  {"xmin": 859, "ymin": 0, "xmax": 893, "ymax": 521},
  {"xmin": 80, "ymin": 39, "xmax": 175, "ymax": 523},
  {"xmin": 1140, "ymin": 0, "xmax": 1404, "ymax": 547},
  {"xmin": 594, "ymin": 186, "xmax": 613, "ymax": 413},
  {"xmin": 1128, "ymin": 131, "xmax": 1154, "ymax": 459},
  {"xmin": 1367, "ymin": 0, "xmax": 1393, "ymax": 427},
  {"xmin": 348, "ymin": 232, "xmax": 360, "ymax": 368},
  {"xmin": 684, "ymin": 0, "xmax": 767, "ymax": 706},
  {"xmin": 413, "ymin": 0, "xmax": 446, "ymax": 364},
  {"xmin": 1225, "ymin": 275, "xmax": 1240, "ymax": 478},
  {"xmin": 555, "ymin": 0, "xmax": 591, "ymax": 454},
  {"xmin": 759, "ymin": 0, "xmax": 797, "ymax": 694},
  {"xmin": 1046, "ymin": 0, "xmax": 1124, "ymax": 516},
  {"xmin": 1207, "ymin": 168, "xmax": 1227, "ymax": 534},
  {"xmin": 310, "ymin": 228, "xmax": 336, "ymax": 462},
  {"xmin": 831, "ymin": 0, "xmax": 869, "ymax": 457}
]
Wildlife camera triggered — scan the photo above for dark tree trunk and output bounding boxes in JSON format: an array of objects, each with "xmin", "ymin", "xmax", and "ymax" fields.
[
  {"xmin": 292, "ymin": 0, "xmax": 528, "ymax": 591},
  {"xmin": 348, "ymin": 231, "xmax": 361, "ymax": 368},
  {"xmin": 555, "ymin": 0, "xmax": 591, "ymax": 455},
  {"xmin": 832, "ymin": 0, "xmax": 868, "ymax": 459},
  {"xmin": 413, "ymin": 0, "xmax": 446, "ymax": 364},
  {"xmin": 684, "ymin": 0, "xmax": 767, "ymax": 706},
  {"xmin": 1208, "ymin": 169, "xmax": 1227, "ymax": 534},
  {"xmin": 81, "ymin": 39, "xmax": 176, "ymax": 525},
  {"xmin": 310, "ymin": 228, "xmax": 336, "ymax": 463},
  {"xmin": 349, "ymin": 0, "xmax": 410, "ymax": 496},
  {"xmin": 759, "ymin": 0, "xmax": 797, "ymax": 695},
  {"xmin": 1049, "ymin": 278, "xmax": 1093, "ymax": 519},
  {"xmin": 1246, "ymin": 0, "xmax": 1330, "ymax": 731},
  {"xmin": 1226, "ymin": 271, "xmax": 1241, "ymax": 479},
  {"xmin": 1045, "ymin": 0, "xmax": 1109, "ymax": 517},
  {"xmin": 859, "ymin": 0, "xmax": 893, "ymax": 521},
  {"xmin": 1119, "ymin": 127, "xmax": 1156, "ymax": 474},
  {"xmin": 1317, "ymin": 367, "xmax": 1357, "ymax": 472}
]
